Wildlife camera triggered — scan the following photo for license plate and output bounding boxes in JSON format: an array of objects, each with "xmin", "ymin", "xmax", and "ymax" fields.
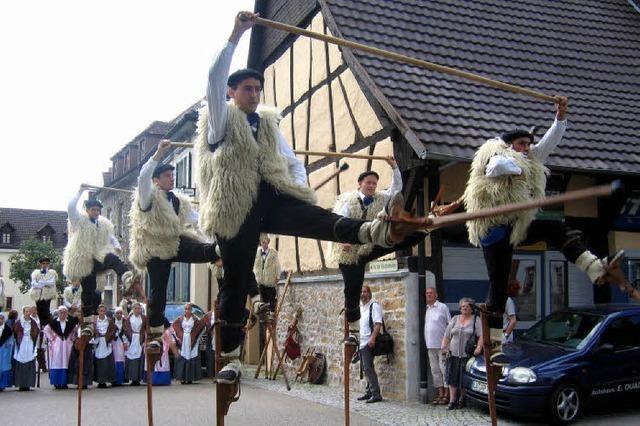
[{"xmin": 471, "ymin": 380, "xmax": 488, "ymax": 394}]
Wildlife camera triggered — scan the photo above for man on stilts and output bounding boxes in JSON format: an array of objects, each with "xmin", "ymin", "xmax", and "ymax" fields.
[
  {"xmin": 128, "ymin": 140, "xmax": 221, "ymax": 353},
  {"xmin": 30, "ymin": 257, "xmax": 58, "ymax": 325},
  {"xmin": 63, "ymin": 186, "xmax": 135, "ymax": 338},
  {"xmin": 440, "ymin": 97, "xmax": 627, "ymax": 364},
  {"xmin": 197, "ymin": 11, "xmax": 425, "ymax": 385}
]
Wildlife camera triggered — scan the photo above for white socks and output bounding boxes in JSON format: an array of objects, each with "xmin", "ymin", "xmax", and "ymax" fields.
[{"xmin": 575, "ymin": 251, "xmax": 605, "ymax": 283}]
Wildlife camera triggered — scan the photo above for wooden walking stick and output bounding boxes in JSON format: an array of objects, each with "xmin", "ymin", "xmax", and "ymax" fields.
[
  {"xmin": 295, "ymin": 150, "xmax": 391, "ymax": 161},
  {"xmin": 253, "ymin": 17, "xmax": 558, "ymax": 103}
]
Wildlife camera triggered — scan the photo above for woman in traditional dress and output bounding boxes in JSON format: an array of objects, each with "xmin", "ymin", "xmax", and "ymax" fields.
[
  {"xmin": 112, "ymin": 307, "xmax": 126, "ymax": 385},
  {"xmin": 145, "ymin": 328, "xmax": 174, "ymax": 386},
  {"xmin": 93, "ymin": 304, "xmax": 116, "ymax": 388},
  {"xmin": 172, "ymin": 303, "xmax": 204, "ymax": 384},
  {"xmin": 13, "ymin": 306, "xmax": 39, "ymax": 391},
  {"xmin": 124, "ymin": 302, "xmax": 146, "ymax": 386},
  {"xmin": 0, "ymin": 313, "xmax": 14, "ymax": 390},
  {"xmin": 43, "ymin": 306, "xmax": 77, "ymax": 389}
]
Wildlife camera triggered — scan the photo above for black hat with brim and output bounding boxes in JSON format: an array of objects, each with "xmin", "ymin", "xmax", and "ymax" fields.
[
  {"xmin": 38, "ymin": 257, "xmax": 50, "ymax": 263},
  {"xmin": 152, "ymin": 163, "xmax": 175, "ymax": 179},
  {"xmin": 84, "ymin": 199, "xmax": 103, "ymax": 209},
  {"xmin": 501, "ymin": 129, "xmax": 534, "ymax": 144}
]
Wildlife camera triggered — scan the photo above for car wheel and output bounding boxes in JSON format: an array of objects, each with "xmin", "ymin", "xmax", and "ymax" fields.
[{"xmin": 548, "ymin": 382, "xmax": 581, "ymax": 425}]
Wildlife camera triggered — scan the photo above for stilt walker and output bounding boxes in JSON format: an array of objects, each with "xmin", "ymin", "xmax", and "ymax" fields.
[{"xmin": 197, "ymin": 10, "xmax": 424, "ymax": 388}]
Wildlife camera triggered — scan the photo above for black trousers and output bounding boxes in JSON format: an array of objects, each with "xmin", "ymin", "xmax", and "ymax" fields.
[
  {"xmin": 217, "ymin": 181, "xmax": 365, "ymax": 353},
  {"xmin": 258, "ymin": 285, "xmax": 277, "ymax": 311},
  {"xmin": 35, "ymin": 299, "xmax": 52, "ymax": 325},
  {"xmin": 147, "ymin": 236, "xmax": 220, "ymax": 328},
  {"xmin": 81, "ymin": 253, "xmax": 129, "ymax": 318},
  {"xmin": 340, "ymin": 232, "xmax": 426, "ymax": 322},
  {"xmin": 483, "ymin": 220, "xmax": 587, "ymax": 328}
]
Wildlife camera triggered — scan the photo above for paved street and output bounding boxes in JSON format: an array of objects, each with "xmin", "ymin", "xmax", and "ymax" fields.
[{"xmin": 2, "ymin": 372, "xmax": 640, "ymax": 425}]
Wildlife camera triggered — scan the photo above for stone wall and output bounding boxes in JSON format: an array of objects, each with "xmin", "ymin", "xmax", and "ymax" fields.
[{"xmin": 275, "ymin": 270, "xmax": 410, "ymax": 401}]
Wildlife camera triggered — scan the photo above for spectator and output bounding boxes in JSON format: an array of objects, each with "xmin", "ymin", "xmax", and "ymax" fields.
[
  {"xmin": 63, "ymin": 281, "xmax": 82, "ymax": 317},
  {"xmin": 503, "ymin": 281, "xmax": 520, "ymax": 343},
  {"xmin": 357, "ymin": 285, "xmax": 383, "ymax": 403},
  {"xmin": 441, "ymin": 297, "xmax": 483, "ymax": 410},
  {"xmin": 0, "ymin": 313, "xmax": 14, "ymax": 390},
  {"xmin": 424, "ymin": 286, "xmax": 451, "ymax": 404}
]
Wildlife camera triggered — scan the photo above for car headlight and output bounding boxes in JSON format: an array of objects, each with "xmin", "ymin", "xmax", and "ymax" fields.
[
  {"xmin": 507, "ymin": 367, "xmax": 537, "ymax": 384},
  {"xmin": 465, "ymin": 357, "xmax": 476, "ymax": 373}
]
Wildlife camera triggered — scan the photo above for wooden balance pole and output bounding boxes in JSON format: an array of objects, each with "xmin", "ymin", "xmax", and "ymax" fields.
[
  {"xmin": 254, "ymin": 17, "xmax": 558, "ymax": 103},
  {"xmin": 312, "ymin": 163, "xmax": 349, "ymax": 191},
  {"xmin": 295, "ymin": 150, "xmax": 390, "ymax": 161},
  {"xmin": 82, "ymin": 184, "xmax": 134, "ymax": 194}
]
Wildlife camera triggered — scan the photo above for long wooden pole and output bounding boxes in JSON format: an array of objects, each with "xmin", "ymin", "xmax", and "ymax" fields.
[
  {"xmin": 254, "ymin": 17, "xmax": 557, "ymax": 103},
  {"xmin": 82, "ymin": 184, "xmax": 133, "ymax": 194},
  {"xmin": 312, "ymin": 163, "xmax": 349, "ymax": 191},
  {"xmin": 295, "ymin": 150, "xmax": 389, "ymax": 161}
]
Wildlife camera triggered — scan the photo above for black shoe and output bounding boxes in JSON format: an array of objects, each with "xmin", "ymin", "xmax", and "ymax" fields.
[
  {"xmin": 130, "ymin": 381, "xmax": 140, "ymax": 387},
  {"xmin": 366, "ymin": 396, "xmax": 382, "ymax": 404},
  {"xmin": 97, "ymin": 383, "xmax": 107, "ymax": 389},
  {"xmin": 216, "ymin": 362, "xmax": 241, "ymax": 385},
  {"xmin": 61, "ymin": 385, "xmax": 69, "ymax": 389},
  {"xmin": 458, "ymin": 398, "xmax": 466, "ymax": 408},
  {"xmin": 357, "ymin": 393, "xmax": 372, "ymax": 401},
  {"xmin": 490, "ymin": 351, "xmax": 509, "ymax": 367},
  {"xmin": 351, "ymin": 352, "xmax": 360, "ymax": 364},
  {"xmin": 18, "ymin": 387, "xmax": 30, "ymax": 391},
  {"xmin": 447, "ymin": 401, "xmax": 458, "ymax": 410}
]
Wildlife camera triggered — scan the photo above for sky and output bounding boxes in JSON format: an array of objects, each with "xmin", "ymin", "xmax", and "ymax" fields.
[{"xmin": 0, "ymin": 0, "xmax": 254, "ymax": 211}]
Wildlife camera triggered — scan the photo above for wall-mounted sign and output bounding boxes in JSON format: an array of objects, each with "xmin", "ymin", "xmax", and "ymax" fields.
[{"xmin": 369, "ymin": 259, "xmax": 398, "ymax": 273}]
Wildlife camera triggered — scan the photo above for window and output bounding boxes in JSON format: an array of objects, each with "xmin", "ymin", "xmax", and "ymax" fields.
[
  {"xmin": 600, "ymin": 315, "xmax": 640, "ymax": 350},
  {"xmin": 2, "ymin": 233, "xmax": 10, "ymax": 244},
  {"xmin": 175, "ymin": 155, "xmax": 191, "ymax": 189},
  {"xmin": 167, "ymin": 263, "xmax": 190, "ymax": 302},
  {"xmin": 42, "ymin": 235, "xmax": 51, "ymax": 243}
]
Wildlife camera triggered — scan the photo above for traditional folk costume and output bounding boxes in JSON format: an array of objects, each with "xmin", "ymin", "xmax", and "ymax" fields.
[
  {"xmin": 13, "ymin": 315, "xmax": 39, "ymax": 390},
  {"xmin": 92, "ymin": 315, "xmax": 116, "ymax": 387},
  {"xmin": 30, "ymin": 262, "xmax": 58, "ymax": 325},
  {"xmin": 112, "ymin": 311, "xmax": 126, "ymax": 385},
  {"xmin": 128, "ymin": 158, "xmax": 220, "ymax": 350},
  {"xmin": 253, "ymin": 244, "xmax": 280, "ymax": 310},
  {"xmin": 331, "ymin": 169, "xmax": 426, "ymax": 328},
  {"xmin": 64, "ymin": 190, "xmax": 134, "ymax": 335},
  {"xmin": 145, "ymin": 330, "xmax": 172, "ymax": 386},
  {"xmin": 0, "ymin": 277, "xmax": 6, "ymax": 312},
  {"xmin": 67, "ymin": 329, "xmax": 93, "ymax": 388},
  {"xmin": 123, "ymin": 313, "xmax": 146, "ymax": 384},
  {"xmin": 43, "ymin": 312, "xmax": 77, "ymax": 388},
  {"xmin": 198, "ymin": 42, "xmax": 408, "ymax": 383},
  {"xmin": 172, "ymin": 314, "xmax": 204, "ymax": 383},
  {"xmin": 462, "ymin": 118, "xmax": 617, "ymax": 362},
  {"xmin": 0, "ymin": 317, "xmax": 14, "ymax": 390},
  {"xmin": 62, "ymin": 284, "xmax": 82, "ymax": 317}
]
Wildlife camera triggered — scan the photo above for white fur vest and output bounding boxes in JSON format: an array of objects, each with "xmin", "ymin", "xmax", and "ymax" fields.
[
  {"xmin": 29, "ymin": 269, "xmax": 58, "ymax": 301},
  {"xmin": 253, "ymin": 248, "xmax": 280, "ymax": 287},
  {"xmin": 63, "ymin": 285, "xmax": 82, "ymax": 307},
  {"xmin": 463, "ymin": 138, "xmax": 548, "ymax": 247},
  {"xmin": 329, "ymin": 191, "xmax": 386, "ymax": 265},
  {"xmin": 129, "ymin": 186, "xmax": 202, "ymax": 271},
  {"xmin": 195, "ymin": 103, "xmax": 316, "ymax": 239},
  {"xmin": 63, "ymin": 215, "xmax": 116, "ymax": 281}
]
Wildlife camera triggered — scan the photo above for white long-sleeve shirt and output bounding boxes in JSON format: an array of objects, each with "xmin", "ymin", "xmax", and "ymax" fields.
[
  {"xmin": 136, "ymin": 157, "xmax": 198, "ymax": 224},
  {"xmin": 485, "ymin": 118, "xmax": 567, "ymax": 177},
  {"xmin": 207, "ymin": 41, "xmax": 308, "ymax": 186},
  {"xmin": 339, "ymin": 167, "xmax": 403, "ymax": 217},
  {"xmin": 67, "ymin": 189, "xmax": 121, "ymax": 250}
]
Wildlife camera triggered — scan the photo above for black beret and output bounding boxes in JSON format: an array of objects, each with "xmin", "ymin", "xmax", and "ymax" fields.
[
  {"xmin": 152, "ymin": 163, "xmax": 175, "ymax": 179},
  {"xmin": 38, "ymin": 257, "xmax": 50, "ymax": 263},
  {"xmin": 357, "ymin": 171, "xmax": 380, "ymax": 182},
  {"xmin": 84, "ymin": 199, "xmax": 103, "ymax": 209},
  {"xmin": 501, "ymin": 129, "xmax": 534, "ymax": 144},
  {"xmin": 227, "ymin": 68, "xmax": 265, "ymax": 89}
]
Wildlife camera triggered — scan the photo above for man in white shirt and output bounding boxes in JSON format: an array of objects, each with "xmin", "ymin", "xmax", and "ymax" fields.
[
  {"xmin": 30, "ymin": 257, "xmax": 58, "ymax": 325},
  {"xmin": 358, "ymin": 285, "xmax": 383, "ymax": 403},
  {"xmin": 200, "ymin": 12, "xmax": 425, "ymax": 385},
  {"xmin": 423, "ymin": 287, "xmax": 450, "ymax": 404}
]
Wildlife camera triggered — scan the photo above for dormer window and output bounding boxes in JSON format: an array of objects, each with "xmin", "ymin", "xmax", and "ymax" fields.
[
  {"xmin": 1, "ymin": 233, "xmax": 10, "ymax": 244},
  {"xmin": 0, "ymin": 222, "xmax": 14, "ymax": 244},
  {"xmin": 37, "ymin": 224, "xmax": 55, "ymax": 245}
]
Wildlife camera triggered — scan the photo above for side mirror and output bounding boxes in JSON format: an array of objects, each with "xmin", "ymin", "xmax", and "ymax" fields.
[{"xmin": 595, "ymin": 343, "xmax": 614, "ymax": 355}]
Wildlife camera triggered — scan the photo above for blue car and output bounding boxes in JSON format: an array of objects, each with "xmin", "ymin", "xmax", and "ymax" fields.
[{"xmin": 464, "ymin": 304, "xmax": 640, "ymax": 424}]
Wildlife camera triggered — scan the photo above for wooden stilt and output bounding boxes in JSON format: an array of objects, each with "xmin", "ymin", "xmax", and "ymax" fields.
[
  {"xmin": 213, "ymin": 299, "xmax": 240, "ymax": 426},
  {"xmin": 76, "ymin": 328, "xmax": 90, "ymax": 426},
  {"xmin": 479, "ymin": 309, "xmax": 500, "ymax": 426},
  {"xmin": 343, "ymin": 314, "xmax": 355, "ymax": 426},
  {"xmin": 271, "ymin": 308, "xmax": 303, "ymax": 381},
  {"xmin": 145, "ymin": 323, "xmax": 162, "ymax": 426},
  {"xmin": 263, "ymin": 311, "xmax": 291, "ymax": 390}
]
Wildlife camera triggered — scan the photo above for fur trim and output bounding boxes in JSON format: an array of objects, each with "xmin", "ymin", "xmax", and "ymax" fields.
[
  {"xmin": 463, "ymin": 138, "xmax": 548, "ymax": 247},
  {"xmin": 195, "ymin": 103, "xmax": 316, "ymax": 240},
  {"xmin": 129, "ymin": 186, "xmax": 202, "ymax": 271},
  {"xmin": 253, "ymin": 248, "xmax": 280, "ymax": 286},
  {"xmin": 63, "ymin": 285, "xmax": 82, "ymax": 307},
  {"xmin": 328, "ymin": 191, "xmax": 385, "ymax": 265},
  {"xmin": 63, "ymin": 215, "xmax": 116, "ymax": 281},
  {"xmin": 29, "ymin": 269, "xmax": 58, "ymax": 301}
]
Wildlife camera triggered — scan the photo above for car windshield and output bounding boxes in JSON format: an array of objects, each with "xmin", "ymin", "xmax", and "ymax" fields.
[{"xmin": 520, "ymin": 311, "xmax": 605, "ymax": 350}]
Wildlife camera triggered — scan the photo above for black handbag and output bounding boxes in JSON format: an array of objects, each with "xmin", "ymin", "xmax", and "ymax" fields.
[
  {"xmin": 369, "ymin": 302, "xmax": 394, "ymax": 358},
  {"xmin": 464, "ymin": 314, "xmax": 478, "ymax": 357}
]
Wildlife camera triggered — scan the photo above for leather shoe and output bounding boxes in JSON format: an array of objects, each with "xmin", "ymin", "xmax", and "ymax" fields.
[
  {"xmin": 357, "ymin": 393, "xmax": 372, "ymax": 401},
  {"xmin": 366, "ymin": 396, "xmax": 382, "ymax": 404}
]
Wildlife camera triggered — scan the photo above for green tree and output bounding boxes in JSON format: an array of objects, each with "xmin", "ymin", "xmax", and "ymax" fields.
[{"xmin": 9, "ymin": 239, "xmax": 64, "ymax": 294}]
